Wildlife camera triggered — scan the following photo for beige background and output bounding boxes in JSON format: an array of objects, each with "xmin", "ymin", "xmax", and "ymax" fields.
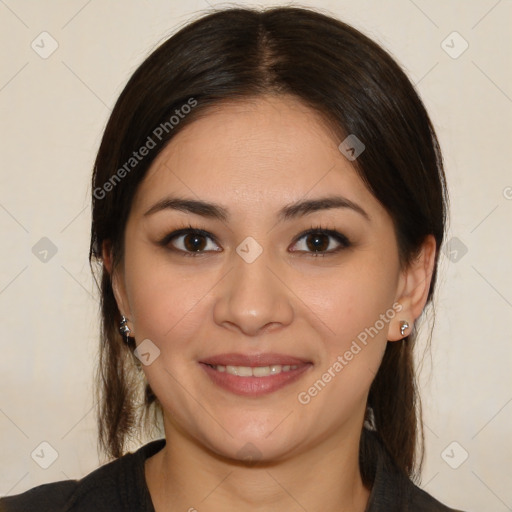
[{"xmin": 1, "ymin": 0, "xmax": 511, "ymax": 509}]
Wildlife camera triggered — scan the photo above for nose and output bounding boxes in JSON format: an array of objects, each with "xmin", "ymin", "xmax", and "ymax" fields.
[{"xmin": 212, "ymin": 248, "xmax": 294, "ymax": 337}]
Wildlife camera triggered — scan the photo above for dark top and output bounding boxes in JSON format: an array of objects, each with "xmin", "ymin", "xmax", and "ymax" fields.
[{"xmin": 0, "ymin": 436, "xmax": 464, "ymax": 511}]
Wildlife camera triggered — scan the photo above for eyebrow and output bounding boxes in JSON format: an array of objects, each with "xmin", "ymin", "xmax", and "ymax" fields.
[{"xmin": 143, "ymin": 195, "xmax": 370, "ymax": 222}]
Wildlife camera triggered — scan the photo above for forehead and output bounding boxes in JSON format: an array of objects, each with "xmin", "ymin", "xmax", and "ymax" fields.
[{"xmin": 132, "ymin": 95, "xmax": 384, "ymax": 220}]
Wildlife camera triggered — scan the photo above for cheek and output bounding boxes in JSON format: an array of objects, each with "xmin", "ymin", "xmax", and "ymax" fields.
[
  {"xmin": 123, "ymin": 247, "xmax": 222, "ymax": 351},
  {"xmin": 294, "ymin": 274, "xmax": 397, "ymax": 422},
  {"xmin": 300, "ymin": 255, "xmax": 399, "ymax": 374}
]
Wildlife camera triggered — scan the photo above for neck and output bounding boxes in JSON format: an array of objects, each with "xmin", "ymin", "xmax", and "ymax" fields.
[{"xmin": 145, "ymin": 422, "xmax": 371, "ymax": 512}]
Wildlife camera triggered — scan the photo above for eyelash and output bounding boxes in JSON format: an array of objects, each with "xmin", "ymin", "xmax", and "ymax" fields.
[{"xmin": 158, "ymin": 224, "xmax": 352, "ymax": 258}]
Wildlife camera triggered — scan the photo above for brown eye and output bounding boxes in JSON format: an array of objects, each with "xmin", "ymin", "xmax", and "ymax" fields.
[
  {"xmin": 161, "ymin": 228, "xmax": 221, "ymax": 255},
  {"xmin": 304, "ymin": 233, "xmax": 330, "ymax": 252},
  {"xmin": 290, "ymin": 228, "xmax": 351, "ymax": 256},
  {"xmin": 183, "ymin": 233, "xmax": 208, "ymax": 252}
]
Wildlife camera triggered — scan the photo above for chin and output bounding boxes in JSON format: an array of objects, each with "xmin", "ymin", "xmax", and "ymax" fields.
[
  {"xmin": 210, "ymin": 436, "xmax": 297, "ymax": 465},
  {"xmin": 196, "ymin": 415, "xmax": 303, "ymax": 464}
]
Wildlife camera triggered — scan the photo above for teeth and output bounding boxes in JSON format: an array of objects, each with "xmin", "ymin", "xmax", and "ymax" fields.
[{"xmin": 212, "ymin": 364, "xmax": 299, "ymax": 377}]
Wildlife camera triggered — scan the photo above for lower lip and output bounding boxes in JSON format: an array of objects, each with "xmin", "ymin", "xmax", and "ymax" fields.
[{"xmin": 199, "ymin": 363, "xmax": 312, "ymax": 397}]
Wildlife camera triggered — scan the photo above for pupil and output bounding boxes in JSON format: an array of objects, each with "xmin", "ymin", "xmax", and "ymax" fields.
[
  {"xmin": 307, "ymin": 234, "xmax": 328, "ymax": 252},
  {"xmin": 184, "ymin": 234, "xmax": 206, "ymax": 251}
]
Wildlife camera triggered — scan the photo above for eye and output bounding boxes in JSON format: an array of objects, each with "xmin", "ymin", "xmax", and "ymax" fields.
[
  {"xmin": 290, "ymin": 227, "xmax": 351, "ymax": 256},
  {"xmin": 158, "ymin": 225, "xmax": 351, "ymax": 257},
  {"xmin": 160, "ymin": 227, "xmax": 221, "ymax": 256}
]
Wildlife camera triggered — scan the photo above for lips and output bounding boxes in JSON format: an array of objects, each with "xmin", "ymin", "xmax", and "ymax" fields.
[{"xmin": 199, "ymin": 353, "xmax": 313, "ymax": 396}]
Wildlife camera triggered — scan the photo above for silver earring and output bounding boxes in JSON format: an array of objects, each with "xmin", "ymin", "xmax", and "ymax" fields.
[
  {"xmin": 119, "ymin": 315, "xmax": 132, "ymax": 343},
  {"xmin": 399, "ymin": 320, "xmax": 409, "ymax": 337}
]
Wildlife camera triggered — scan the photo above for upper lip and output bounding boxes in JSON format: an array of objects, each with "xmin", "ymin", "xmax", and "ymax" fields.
[{"xmin": 200, "ymin": 353, "xmax": 312, "ymax": 367}]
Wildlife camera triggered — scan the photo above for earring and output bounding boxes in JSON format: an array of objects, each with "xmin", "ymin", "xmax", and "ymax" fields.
[
  {"xmin": 399, "ymin": 320, "xmax": 409, "ymax": 337},
  {"xmin": 119, "ymin": 315, "xmax": 132, "ymax": 343}
]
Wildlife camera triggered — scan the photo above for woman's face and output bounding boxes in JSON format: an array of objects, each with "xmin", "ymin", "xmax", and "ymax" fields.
[{"xmin": 113, "ymin": 95, "xmax": 427, "ymax": 462}]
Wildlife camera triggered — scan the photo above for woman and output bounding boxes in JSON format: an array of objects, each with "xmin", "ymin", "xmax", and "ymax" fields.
[{"xmin": 1, "ymin": 6, "xmax": 465, "ymax": 511}]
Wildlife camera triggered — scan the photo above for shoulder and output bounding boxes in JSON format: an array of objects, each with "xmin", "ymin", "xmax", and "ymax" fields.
[
  {"xmin": 0, "ymin": 480, "xmax": 78, "ymax": 512},
  {"xmin": 364, "ymin": 430, "xmax": 466, "ymax": 512},
  {"xmin": 369, "ymin": 468, "xmax": 465, "ymax": 511},
  {"xmin": 0, "ymin": 439, "xmax": 165, "ymax": 512},
  {"xmin": 404, "ymin": 480, "xmax": 465, "ymax": 512}
]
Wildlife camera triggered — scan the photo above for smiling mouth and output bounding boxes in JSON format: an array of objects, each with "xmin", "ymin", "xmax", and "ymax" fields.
[
  {"xmin": 199, "ymin": 358, "xmax": 313, "ymax": 396},
  {"xmin": 204, "ymin": 363, "xmax": 301, "ymax": 377}
]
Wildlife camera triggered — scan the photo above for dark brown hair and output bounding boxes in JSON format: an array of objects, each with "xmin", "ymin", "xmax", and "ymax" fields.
[{"xmin": 89, "ymin": 6, "xmax": 448, "ymax": 484}]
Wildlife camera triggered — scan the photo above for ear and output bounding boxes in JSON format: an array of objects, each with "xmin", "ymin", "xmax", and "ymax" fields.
[
  {"xmin": 102, "ymin": 240, "xmax": 132, "ymax": 322},
  {"xmin": 388, "ymin": 234, "xmax": 437, "ymax": 342}
]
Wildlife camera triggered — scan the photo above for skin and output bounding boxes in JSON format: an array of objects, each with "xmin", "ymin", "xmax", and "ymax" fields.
[{"xmin": 104, "ymin": 95, "xmax": 436, "ymax": 512}]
